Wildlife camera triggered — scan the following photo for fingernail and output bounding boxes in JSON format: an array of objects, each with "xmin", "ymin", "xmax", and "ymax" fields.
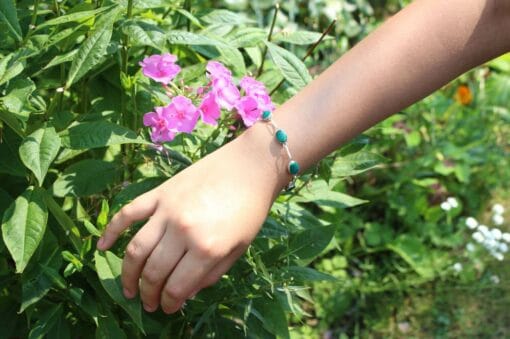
[
  {"xmin": 143, "ymin": 303, "xmax": 156, "ymax": 312},
  {"xmin": 123, "ymin": 287, "xmax": 133, "ymax": 298},
  {"xmin": 97, "ymin": 237, "xmax": 105, "ymax": 249}
]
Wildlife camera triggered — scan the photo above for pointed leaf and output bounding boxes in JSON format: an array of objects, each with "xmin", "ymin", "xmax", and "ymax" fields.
[
  {"xmin": 19, "ymin": 126, "xmax": 61, "ymax": 186},
  {"xmin": 0, "ymin": 0, "xmax": 22, "ymax": 41},
  {"xmin": 251, "ymin": 297, "xmax": 289, "ymax": 339},
  {"xmin": 52, "ymin": 159, "xmax": 118, "ymax": 197},
  {"xmin": 95, "ymin": 251, "xmax": 144, "ymax": 333},
  {"xmin": 60, "ymin": 121, "xmax": 148, "ymax": 149},
  {"xmin": 265, "ymin": 41, "xmax": 312, "ymax": 90},
  {"xmin": 1, "ymin": 187, "xmax": 48, "ymax": 273},
  {"xmin": 288, "ymin": 225, "xmax": 335, "ymax": 260},
  {"xmin": 66, "ymin": 7, "xmax": 121, "ymax": 87}
]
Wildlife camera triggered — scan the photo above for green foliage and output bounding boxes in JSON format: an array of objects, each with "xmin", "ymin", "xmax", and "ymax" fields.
[
  {"xmin": 0, "ymin": 0, "xmax": 508, "ymax": 337},
  {"xmin": 0, "ymin": 1, "xmax": 361, "ymax": 337}
]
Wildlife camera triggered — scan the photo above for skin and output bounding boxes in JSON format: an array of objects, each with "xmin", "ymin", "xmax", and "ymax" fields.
[{"xmin": 97, "ymin": 0, "xmax": 510, "ymax": 314}]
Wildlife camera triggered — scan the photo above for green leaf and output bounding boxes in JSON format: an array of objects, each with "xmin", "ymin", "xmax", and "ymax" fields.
[
  {"xmin": 226, "ymin": 27, "xmax": 267, "ymax": 48},
  {"xmin": 201, "ymin": 9, "xmax": 254, "ymax": 25},
  {"xmin": 28, "ymin": 304, "xmax": 63, "ymax": 339},
  {"xmin": 19, "ymin": 126, "xmax": 61, "ymax": 186},
  {"xmin": 1, "ymin": 78, "xmax": 36, "ymax": 121},
  {"xmin": 0, "ymin": 0, "xmax": 22, "ymax": 41},
  {"xmin": 20, "ymin": 231, "xmax": 62, "ymax": 313},
  {"xmin": 121, "ymin": 20, "xmax": 165, "ymax": 50},
  {"xmin": 273, "ymin": 30, "xmax": 329, "ymax": 45},
  {"xmin": 218, "ymin": 45, "xmax": 246, "ymax": 75},
  {"xmin": 35, "ymin": 6, "xmax": 113, "ymax": 31},
  {"xmin": 43, "ymin": 49, "xmax": 79, "ymax": 70},
  {"xmin": 387, "ymin": 235, "xmax": 435, "ymax": 278},
  {"xmin": 331, "ymin": 151, "xmax": 385, "ymax": 177},
  {"xmin": 0, "ymin": 126, "xmax": 26, "ymax": 176},
  {"xmin": 66, "ymin": 7, "xmax": 121, "ymax": 87},
  {"xmin": 293, "ymin": 180, "xmax": 368, "ymax": 209},
  {"xmin": 60, "ymin": 121, "xmax": 148, "ymax": 149},
  {"xmin": 111, "ymin": 178, "xmax": 163, "ymax": 213},
  {"xmin": 251, "ymin": 297, "xmax": 289, "ymax": 339},
  {"xmin": 96, "ymin": 314, "xmax": 127, "ymax": 339},
  {"xmin": 288, "ymin": 225, "xmax": 335, "ymax": 260},
  {"xmin": 0, "ymin": 53, "xmax": 24, "ymax": 86},
  {"xmin": 94, "ymin": 251, "xmax": 144, "ymax": 333},
  {"xmin": 167, "ymin": 30, "xmax": 217, "ymax": 45},
  {"xmin": 52, "ymin": 159, "xmax": 118, "ymax": 197},
  {"xmin": 1, "ymin": 187, "xmax": 48, "ymax": 273},
  {"xmin": 265, "ymin": 41, "xmax": 312, "ymax": 90},
  {"xmin": 42, "ymin": 191, "xmax": 82, "ymax": 251},
  {"xmin": 283, "ymin": 266, "xmax": 336, "ymax": 282},
  {"xmin": 83, "ymin": 220, "xmax": 102, "ymax": 237}
]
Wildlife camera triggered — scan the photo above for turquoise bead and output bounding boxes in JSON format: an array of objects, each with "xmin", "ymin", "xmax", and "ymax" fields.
[
  {"xmin": 262, "ymin": 110, "xmax": 272, "ymax": 121},
  {"xmin": 275, "ymin": 129, "xmax": 287, "ymax": 143},
  {"xmin": 288, "ymin": 160, "xmax": 300, "ymax": 175}
]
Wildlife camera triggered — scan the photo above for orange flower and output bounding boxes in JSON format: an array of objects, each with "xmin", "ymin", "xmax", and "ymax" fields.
[{"xmin": 455, "ymin": 85, "xmax": 473, "ymax": 105}]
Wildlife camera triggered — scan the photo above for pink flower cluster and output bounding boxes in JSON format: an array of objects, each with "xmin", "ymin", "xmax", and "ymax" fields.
[{"xmin": 139, "ymin": 54, "xmax": 274, "ymax": 144}]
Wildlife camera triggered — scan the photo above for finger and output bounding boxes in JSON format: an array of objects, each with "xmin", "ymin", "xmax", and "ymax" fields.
[
  {"xmin": 121, "ymin": 215, "xmax": 166, "ymax": 299},
  {"xmin": 189, "ymin": 246, "xmax": 245, "ymax": 299},
  {"xmin": 139, "ymin": 229, "xmax": 186, "ymax": 312},
  {"xmin": 98, "ymin": 189, "xmax": 159, "ymax": 250},
  {"xmin": 160, "ymin": 246, "xmax": 225, "ymax": 314}
]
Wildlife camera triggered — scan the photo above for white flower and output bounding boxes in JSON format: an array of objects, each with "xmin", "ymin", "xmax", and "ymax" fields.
[
  {"xmin": 466, "ymin": 243, "xmax": 475, "ymax": 252},
  {"xmin": 477, "ymin": 225, "xmax": 489, "ymax": 235},
  {"xmin": 493, "ymin": 252, "xmax": 505, "ymax": 261},
  {"xmin": 491, "ymin": 228, "xmax": 503, "ymax": 240},
  {"xmin": 440, "ymin": 201, "xmax": 452, "ymax": 211},
  {"xmin": 502, "ymin": 233, "xmax": 510, "ymax": 243},
  {"xmin": 465, "ymin": 217, "xmax": 478, "ymax": 229},
  {"xmin": 492, "ymin": 203, "xmax": 505, "ymax": 215},
  {"xmin": 490, "ymin": 275, "xmax": 500, "ymax": 284},
  {"xmin": 447, "ymin": 197, "xmax": 459, "ymax": 208},
  {"xmin": 492, "ymin": 214, "xmax": 504, "ymax": 226},
  {"xmin": 472, "ymin": 232, "xmax": 485, "ymax": 243},
  {"xmin": 452, "ymin": 262, "xmax": 463, "ymax": 272},
  {"xmin": 485, "ymin": 239, "xmax": 498, "ymax": 250},
  {"xmin": 499, "ymin": 243, "xmax": 508, "ymax": 253}
]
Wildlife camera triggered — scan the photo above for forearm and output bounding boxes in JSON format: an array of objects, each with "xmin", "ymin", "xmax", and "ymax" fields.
[{"xmin": 233, "ymin": 0, "xmax": 510, "ymax": 194}]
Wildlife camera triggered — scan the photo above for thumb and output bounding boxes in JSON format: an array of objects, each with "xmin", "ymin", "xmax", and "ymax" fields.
[{"xmin": 97, "ymin": 189, "xmax": 159, "ymax": 250}]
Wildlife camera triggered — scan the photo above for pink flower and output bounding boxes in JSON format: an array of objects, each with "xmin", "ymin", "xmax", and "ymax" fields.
[
  {"xmin": 139, "ymin": 53, "xmax": 181, "ymax": 84},
  {"xmin": 199, "ymin": 92, "xmax": 221, "ymax": 126},
  {"xmin": 211, "ymin": 77, "xmax": 240, "ymax": 111},
  {"xmin": 143, "ymin": 106, "xmax": 176, "ymax": 143},
  {"xmin": 240, "ymin": 76, "xmax": 274, "ymax": 112},
  {"xmin": 206, "ymin": 61, "xmax": 232, "ymax": 80},
  {"xmin": 165, "ymin": 95, "xmax": 199, "ymax": 133},
  {"xmin": 235, "ymin": 96, "xmax": 261, "ymax": 127}
]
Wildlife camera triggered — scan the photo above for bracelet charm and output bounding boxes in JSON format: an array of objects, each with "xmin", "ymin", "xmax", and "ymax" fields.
[{"xmin": 258, "ymin": 110, "xmax": 300, "ymax": 191}]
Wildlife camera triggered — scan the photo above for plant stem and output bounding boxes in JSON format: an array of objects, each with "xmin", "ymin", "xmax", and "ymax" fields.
[
  {"xmin": 269, "ymin": 19, "xmax": 336, "ymax": 96},
  {"xmin": 21, "ymin": 0, "xmax": 40, "ymax": 45},
  {"xmin": 257, "ymin": 3, "xmax": 279, "ymax": 77},
  {"xmin": 121, "ymin": 0, "xmax": 134, "ymax": 181}
]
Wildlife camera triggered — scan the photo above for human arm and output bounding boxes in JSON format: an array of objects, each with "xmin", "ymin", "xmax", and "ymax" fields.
[{"xmin": 97, "ymin": 0, "xmax": 510, "ymax": 314}]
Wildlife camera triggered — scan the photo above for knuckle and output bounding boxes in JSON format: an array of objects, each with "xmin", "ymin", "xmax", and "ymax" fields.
[
  {"xmin": 119, "ymin": 205, "xmax": 133, "ymax": 220},
  {"xmin": 163, "ymin": 284, "xmax": 186, "ymax": 300},
  {"xmin": 175, "ymin": 216, "xmax": 194, "ymax": 234},
  {"xmin": 141, "ymin": 267, "xmax": 161, "ymax": 286},
  {"xmin": 125, "ymin": 240, "xmax": 144, "ymax": 260},
  {"xmin": 195, "ymin": 239, "xmax": 226, "ymax": 259}
]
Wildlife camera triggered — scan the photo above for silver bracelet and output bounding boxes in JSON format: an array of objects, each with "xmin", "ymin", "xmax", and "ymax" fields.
[{"xmin": 258, "ymin": 110, "xmax": 300, "ymax": 191}]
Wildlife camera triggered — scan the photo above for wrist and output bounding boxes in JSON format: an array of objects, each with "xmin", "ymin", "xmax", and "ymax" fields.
[{"xmin": 230, "ymin": 118, "xmax": 295, "ymax": 199}]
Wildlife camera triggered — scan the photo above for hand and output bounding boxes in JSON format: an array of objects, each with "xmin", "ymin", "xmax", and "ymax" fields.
[{"xmin": 96, "ymin": 124, "xmax": 287, "ymax": 314}]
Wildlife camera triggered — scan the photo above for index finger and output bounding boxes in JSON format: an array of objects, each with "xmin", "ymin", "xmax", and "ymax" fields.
[{"xmin": 97, "ymin": 189, "xmax": 159, "ymax": 250}]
